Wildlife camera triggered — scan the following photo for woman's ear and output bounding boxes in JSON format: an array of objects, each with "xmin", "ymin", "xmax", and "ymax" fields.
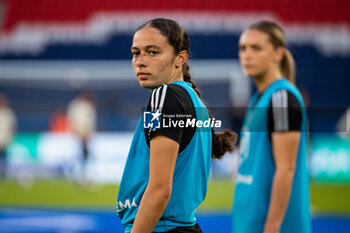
[
  {"xmin": 175, "ymin": 50, "xmax": 188, "ymax": 68},
  {"xmin": 276, "ymin": 46, "xmax": 285, "ymax": 63}
]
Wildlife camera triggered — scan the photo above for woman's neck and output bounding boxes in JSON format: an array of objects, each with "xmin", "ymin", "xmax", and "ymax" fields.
[
  {"xmin": 166, "ymin": 70, "xmax": 184, "ymax": 84},
  {"xmin": 254, "ymin": 69, "xmax": 283, "ymax": 93}
]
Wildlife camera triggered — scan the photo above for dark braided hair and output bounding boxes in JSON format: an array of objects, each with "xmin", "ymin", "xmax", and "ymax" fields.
[{"xmin": 136, "ymin": 18, "xmax": 237, "ymax": 159}]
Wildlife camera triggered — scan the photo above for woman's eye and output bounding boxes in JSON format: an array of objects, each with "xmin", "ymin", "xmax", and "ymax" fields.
[
  {"xmin": 149, "ymin": 51, "xmax": 158, "ymax": 55},
  {"xmin": 253, "ymin": 46, "xmax": 261, "ymax": 51}
]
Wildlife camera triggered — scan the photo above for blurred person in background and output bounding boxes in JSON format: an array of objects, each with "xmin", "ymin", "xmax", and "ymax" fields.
[
  {"xmin": 232, "ymin": 21, "xmax": 311, "ymax": 233},
  {"xmin": 117, "ymin": 18, "xmax": 237, "ymax": 233},
  {"xmin": 49, "ymin": 107, "xmax": 70, "ymax": 133},
  {"xmin": 0, "ymin": 93, "xmax": 16, "ymax": 179},
  {"xmin": 67, "ymin": 91, "xmax": 97, "ymax": 185}
]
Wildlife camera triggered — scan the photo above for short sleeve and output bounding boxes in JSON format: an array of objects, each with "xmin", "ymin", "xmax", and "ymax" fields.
[
  {"xmin": 268, "ymin": 90, "xmax": 302, "ymax": 132},
  {"xmin": 146, "ymin": 84, "xmax": 194, "ymax": 145}
]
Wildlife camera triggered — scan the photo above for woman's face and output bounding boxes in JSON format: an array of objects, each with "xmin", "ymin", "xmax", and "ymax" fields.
[
  {"xmin": 131, "ymin": 26, "xmax": 182, "ymax": 90},
  {"xmin": 239, "ymin": 29, "xmax": 281, "ymax": 79}
]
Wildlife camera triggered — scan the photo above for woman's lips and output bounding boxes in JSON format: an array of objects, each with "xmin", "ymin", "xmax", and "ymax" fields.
[
  {"xmin": 137, "ymin": 73, "xmax": 150, "ymax": 80},
  {"xmin": 243, "ymin": 64, "xmax": 254, "ymax": 69}
]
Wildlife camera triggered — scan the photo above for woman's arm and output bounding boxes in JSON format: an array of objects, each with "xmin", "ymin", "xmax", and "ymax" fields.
[
  {"xmin": 131, "ymin": 133, "xmax": 179, "ymax": 233},
  {"xmin": 263, "ymin": 131, "xmax": 300, "ymax": 233}
]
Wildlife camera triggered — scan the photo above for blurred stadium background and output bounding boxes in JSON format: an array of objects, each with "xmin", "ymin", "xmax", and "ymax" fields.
[{"xmin": 0, "ymin": 0, "xmax": 349, "ymax": 232}]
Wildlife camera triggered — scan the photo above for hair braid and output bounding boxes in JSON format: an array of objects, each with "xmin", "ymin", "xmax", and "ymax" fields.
[{"xmin": 182, "ymin": 62, "xmax": 237, "ymax": 159}]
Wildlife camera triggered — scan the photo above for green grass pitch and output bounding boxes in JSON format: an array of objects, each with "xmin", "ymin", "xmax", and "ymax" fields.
[{"xmin": 0, "ymin": 179, "xmax": 349, "ymax": 214}]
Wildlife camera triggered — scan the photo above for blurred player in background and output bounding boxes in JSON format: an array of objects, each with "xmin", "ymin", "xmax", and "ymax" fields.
[
  {"xmin": 232, "ymin": 21, "xmax": 311, "ymax": 233},
  {"xmin": 117, "ymin": 18, "xmax": 237, "ymax": 233},
  {"xmin": 0, "ymin": 93, "xmax": 16, "ymax": 179},
  {"xmin": 67, "ymin": 91, "xmax": 96, "ymax": 184}
]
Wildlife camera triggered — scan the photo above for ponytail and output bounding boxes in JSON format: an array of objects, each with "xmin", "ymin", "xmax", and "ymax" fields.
[
  {"xmin": 182, "ymin": 62, "xmax": 201, "ymax": 98},
  {"xmin": 212, "ymin": 129, "xmax": 237, "ymax": 159},
  {"xmin": 281, "ymin": 48, "xmax": 295, "ymax": 84},
  {"xmin": 182, "ymin": 62, "xmax": 238, "ymax": 159}
]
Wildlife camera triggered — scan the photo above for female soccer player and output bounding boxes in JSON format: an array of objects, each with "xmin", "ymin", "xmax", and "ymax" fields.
[
  {"xmin": 232, "ymin": 21, "xmax": 311, "ymax": 233},
  {"xmin": 117, "ymin": 18, "xmax": 237, "ymax": 233}
]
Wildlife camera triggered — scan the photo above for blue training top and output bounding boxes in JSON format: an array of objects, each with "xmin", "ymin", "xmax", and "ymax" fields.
[
  {"xmin": 233, "ymin": 79, "xmax": 311, "ymax": 233},
  {"xmin": 117, "ymin": 81, "xmax": 212, "ymax": 233}
]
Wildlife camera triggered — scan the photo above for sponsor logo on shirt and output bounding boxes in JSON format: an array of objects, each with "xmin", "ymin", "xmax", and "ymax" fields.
[
  {"xmin": 236, "ymin": 173, "xmax": 253, "ymax": 185},
  {"xmin": 117, "ymin": 197, "xmax": 138, "ymax": 214}
]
